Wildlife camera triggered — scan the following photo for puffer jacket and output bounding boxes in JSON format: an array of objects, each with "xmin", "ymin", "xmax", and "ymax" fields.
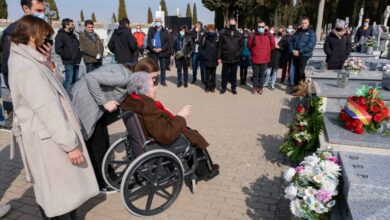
[{"xmin": 289, "ymin": 28, "xmax": 317, "ymax": 58}]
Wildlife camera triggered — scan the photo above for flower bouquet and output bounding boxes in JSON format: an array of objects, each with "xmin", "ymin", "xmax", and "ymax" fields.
[
  {"xmin": 284, "ymin": 148, "xmax": 341, "ymax": 219},
  {"xmin": 280, "ymin": 97, "xmax": 324, "ymax": 161},
  {"xmin": 339, "ymin": 86, "xmax": 389, "ymax": 134},
  {"xmin": 342, "ymin": 57, "xmax": 366, "ymax": 74},
  {"xmin": 364, "ymin": 37, "xmax": 377, "ymax": 48}
]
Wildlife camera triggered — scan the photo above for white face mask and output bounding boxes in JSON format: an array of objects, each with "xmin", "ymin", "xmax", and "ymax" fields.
[{"xmin": 33, "ymin": 12, "xmax": 46, "ymax": 20}]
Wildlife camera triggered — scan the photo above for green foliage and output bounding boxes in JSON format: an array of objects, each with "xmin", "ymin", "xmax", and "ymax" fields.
[
  {"xmin": 118, "ymin": 0, "xmax": 128, "ymax": 21},
  {"xmin": 147, "ymin": 7, "xmax": 153, "ymax": 24},
  {"xmin": 192, "ymin": 3, "xmax": 198, "ymax": 25},
  {"xmin": 91, "ymin": 12, "xmax": 97, "ymax": 22},
  {"xmin": 280, "ymin": 97, "xmax": 324, "ymax": 161},
  {"xmin": 80, "ymin": 10, "xmax": 84, "ymax": 22},
  {"xmin": 160, "ymin": 0, "xmax": 168, "ymax": 16},
  {"xmin": 46, "ymin": 0, "xmax": 59, "ymax": 20},
  {"xmin": 0, "ymin": 0, "xmax": 8, "ymax": 19},
  {"xmin": 186, "ymin": 3, "xmax": 192, "ymax": 19},
  {"xmin": 112, "ymin": 12, "xmax": 117, "ymax": 23}
]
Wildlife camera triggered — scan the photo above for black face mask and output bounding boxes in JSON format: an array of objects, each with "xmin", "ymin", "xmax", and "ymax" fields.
[
  {"xmin": 335, "ymin": 27, "xmax": 343, "ymax": 32},
  {"xmin": 277, "ymin": 32, "xmax": 283, "ymax": 36},
  {"xmin": 68, "ymin": 27, "xmax": 74, "ymax": 33},
  {"xmin": 229, "ymin": 25, "xmax": 236, "ymax": 30}
]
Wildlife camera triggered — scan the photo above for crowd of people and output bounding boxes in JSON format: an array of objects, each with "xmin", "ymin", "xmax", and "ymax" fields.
[{"xmin": 1, "ymin": 0, "xmax": 390, "ymax": 219}]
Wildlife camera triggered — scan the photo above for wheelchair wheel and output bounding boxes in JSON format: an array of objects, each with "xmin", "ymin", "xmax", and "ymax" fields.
[
  {"xmin": 102, "ymin": 137, "xmax": 134, "ymax": 191},
  {"xmin": 120, "ymin": 149, "xmax": 184, "ymax": 217}
]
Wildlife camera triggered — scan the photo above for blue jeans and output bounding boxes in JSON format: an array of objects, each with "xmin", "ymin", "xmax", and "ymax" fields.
[
  {"xmin": 150, "ymin": 53, "xmax": 167, "ymax": 83},
  {"xmin": 264, "ymin": 67, "xmax": 278, "ymax": 88},
  {"xmin": 63, "ymin": 64, "xmax": 80, "ymax": 93},
  {"xmin": 289, "ymin": 61, "xmax": 295, "ymax": 86},
  {"xmin": 192, "ymin": 53, "xmax": 205, "ymax": 82}
]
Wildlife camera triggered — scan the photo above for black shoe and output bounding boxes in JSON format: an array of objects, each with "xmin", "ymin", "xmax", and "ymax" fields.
[
  {"xmin": 184, "ymin": 82, "xmax": 188, "ymax": 88},
  {"xmin": 191, "ymin": 80, "xmax": 196, "ymax": 84},
  {"xmin": 232, "ymin": 90, "xmax": 238, "ymax": 95},
  {"xmin": 220, "ymin": 89, "xmax": 226, "ymax": 94},
  {"xmin": 177, "ymin": 83, "xmax": 182, "ymax": 88},
  {"xmin": 161, "ymin": 81, "xmax": 167, "ymax": 86}
]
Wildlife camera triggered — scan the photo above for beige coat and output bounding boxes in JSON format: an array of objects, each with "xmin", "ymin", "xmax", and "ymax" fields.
[{"xmin": 8, "ymin": 43, "xmax": 99, "ymax": 217}]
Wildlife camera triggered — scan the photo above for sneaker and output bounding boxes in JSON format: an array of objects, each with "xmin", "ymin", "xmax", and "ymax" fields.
[
  {"xmin": 0, "ymin": 204, "xmax": 11, "ymax": 218},
  {"xmin": 99, "ymin": 187, "xmax": 118, "ymax": 194},
  {"xmin": 219, "ymin": 89, "xmax": 226, "ymax": 94},
  {"xmin": 270, "ymin": 86, "xmax": 275, "ymax": 90}
]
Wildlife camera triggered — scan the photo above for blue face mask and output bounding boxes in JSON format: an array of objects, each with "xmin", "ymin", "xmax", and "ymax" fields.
[
  {"xmin": 179, "ymin": 31, "xmax": 185, "ymax": 37},
  {"xmin": 207, "ymin": 32, "xmax": 215, "ymax": 37},
  {"xmin": 155, "ymin": 22, "xmax": 162, "ymax": 27},
  {"xmin": 33, "ymin": 12, "xmax": 46, "ymax": 20},
  {"xmin": 258, "ymin": 28, "xmax": 265, "ymax": 34}
]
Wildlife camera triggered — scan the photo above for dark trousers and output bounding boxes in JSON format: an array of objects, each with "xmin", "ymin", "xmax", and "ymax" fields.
[
  {"xmin": 205, "ymin": 67, "xmax": 217, "ymax": 90},
  {"xmin": 240, "ymin": 66, "xmax": 248, "ymax": 83},
  {"xmin": 192, "ymin": 53, "xmax": 205, "ymax": 82},
  {"xmin": 39, "ymin": 206, "xmax": 77, "ymax": 220},
  {"xmin": 86, "ymin": 62, "xmax": 102, "ymax": 73},
  {"xmin": 176, "ymin": 58, "xmax": 189, "ymax": 84},
  {"xmin": 221, "ymin": 62, "xmax": 238, "ymax": 91},
  {"xmin": 281, "ymin": 59, "xmax": 291, "ymax": 83},
  {"xmin": 252, "ymin": 63, "xmax": 268, "ymax": 88},
  {"xmin": 293, "ymin": 56, "xmax": 309, "ymax": 85},
  {"xmin": 63, "ymin": 64, "xmax": 80, "ymax": 93},
  {"xmin": 135, "ymin": 47, "xmax": 145, "ymax": 61},
  {"xmin": 85, "ymin": 111, "xmax": 118, "ymax": 189},
  {"xmin": 149, "ymin": 53, "xmax": 167, "ymax": 83}
]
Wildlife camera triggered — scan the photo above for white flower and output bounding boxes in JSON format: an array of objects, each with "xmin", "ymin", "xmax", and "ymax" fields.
[
  {"xmin": 309, "ymin": 198, "xmax": 326, "ymax": 213},
  {"xmin": 301, "ymin": 165, "xmax": 314, "ymax": 177},
  {"xmin": 283, "ymin": 168, "xmax": 296, "ymax": 182},
  {"xmin": 304, "ymin": 186, "xmax": 317, "ymax": 198},
  {"xmin": 290, "ymin": 199, "xmax": 304, "ymax": 218},
  {"xmin": 313, "ymin": 174, "xmax": 325, "ymax": 184},
  {"xmin": 302, "ymin": 154, "xmax": 320, "ymax": 166},
  {"xmin": 284, "ymin": 184, "xmax": 298, "ymax": 200},
  {"xmin": 320, "ymin": 160, "xmax": 341, "ymax": 179},
  {"xmin": 321, "ymin": 179, "xmax": 339, "ymax": 196}
]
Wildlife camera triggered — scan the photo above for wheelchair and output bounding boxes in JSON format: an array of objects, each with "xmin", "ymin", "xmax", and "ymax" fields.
[{"xmin": 101, "ymin": 111, "xmax": 215, "ymax": 216}]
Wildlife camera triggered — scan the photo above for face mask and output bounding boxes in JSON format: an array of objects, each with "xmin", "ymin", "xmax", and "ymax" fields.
[
  {"xmin": 287, "ymin": 28, "xmax": 293, "ymax": 33},
  {"xmin": 68, "ymin": 27, "xmax": 74, "ymax": 33},
  {"xmin": 270, "ymin": 30, "xmax": 275, "ymax": 34},
  {"xmin": 258, "ymin": 28, "xmax": 265, "ymax": 34},
  {"xmin": 155, "ymin": 22, "xmax": 162, "ymax": 27},
  {"xmin": 229, "ymin": 25, "xmax": 236, "ymax": 30},
  {"xmin": 136, "ymin": 29, "xmax": 141, "ymax": 32},
  {"xmin": 33, "ymin": 12, "xmax": 45, "ymax": 20},
  {"xmin": 364, "ymin": 22, "xmax": 369, "ymax": 26},
  {"xmin": 179, "ymin": 31, "xmax": 185, "ymax": 36},
  {"xmin": 207, "ymin": 32, "xmax": 215, "ymax": 37},
  {"xmin": 277, "ymin": 32, "xmax": 283, "ymax": 36}
]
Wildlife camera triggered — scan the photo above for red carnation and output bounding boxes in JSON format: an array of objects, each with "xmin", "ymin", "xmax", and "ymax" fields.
[
  {"xmin": 296, "ymin": 105, "xmax": 305, "ymax": 114},
  {"xmin": 345, "ymin": 122, "xmax": 354, "ymax": 130},
  {"xmin": 381, "ymin": 108, "xmax": 389, "ymax": 118},
  {"xmin": 377, "ymin": 100, "xmax": 385, "ymax": 108},
  {"xmin": 370, "ymin": 106, "xmax": 381, "ymax": 113},
  {"xmin": 354, "ymin": 127, "xmax": 364, "ymax": 134},
  {"xmin": 373, "ymin": 114, "xmax": 383, "ymax": 122},
  {"xmin": 358, "ymin": 97, "xmax": 366, "ymax": 106}
]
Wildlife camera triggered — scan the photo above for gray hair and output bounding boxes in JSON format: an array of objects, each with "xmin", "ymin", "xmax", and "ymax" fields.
[{"xmin": 127, "ymin": 72, "xmax": 151, "ymax": 95}]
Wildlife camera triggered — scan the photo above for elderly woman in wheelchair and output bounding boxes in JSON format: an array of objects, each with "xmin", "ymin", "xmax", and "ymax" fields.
[{"xmin": 101, "ymin": 72, "xmax": 219, "ymax": 216}]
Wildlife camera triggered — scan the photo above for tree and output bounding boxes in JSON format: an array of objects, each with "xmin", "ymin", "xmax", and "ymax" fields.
[
  {"xmin": 91, "ymin": 12, "xmax": 97, "ymax": 22},
  {"xmin": 0, "ymin": 0, "xmax": 8, "ymax": 19},
  {"xmin": 147, "ymin": 7, "xmax": 153, "ymax": 24},
  {"xmin": 118, "ymin": 0, "xmax": 128, "ymax": 21},
  {"xmin": 112, "ymin": 12, "xmax": 117, "ymax": 23},
  {"xmin": 80, "ymin": 10, "xmax": 84, "ymax": 22},
  {"xmin": 46, "ymin": 0, "xmax": 59, "ymax": 20},
  {"xmin": 160, "ymin": 0, "xmax": 168, "ymax": 16},
  {"xmin": 186, "ymin": 3, "xmax": 192, "ymax": 19},
  {"xmin": 192, "ymin": 3, "xmax": 198, "ymax": 25}
]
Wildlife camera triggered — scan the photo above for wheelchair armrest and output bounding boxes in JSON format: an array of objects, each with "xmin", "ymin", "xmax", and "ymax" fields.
[
  {"xmin": 118, "ymin": 110, "xmax": 135, "ymax": 119},
  {"xmin": 144, "ymin": 134, "xmax": 191, "ymax": 155}
]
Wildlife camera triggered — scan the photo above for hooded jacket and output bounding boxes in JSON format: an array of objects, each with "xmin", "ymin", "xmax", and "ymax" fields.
[{"xmin": 108, "ymin": 25, "xmax": 138, "ymax": 64}]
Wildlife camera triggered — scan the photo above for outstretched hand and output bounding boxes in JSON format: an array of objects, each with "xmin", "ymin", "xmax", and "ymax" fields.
[{"xmin": 177, "ymin": 105, "xmax": 192, "ymax": 118}]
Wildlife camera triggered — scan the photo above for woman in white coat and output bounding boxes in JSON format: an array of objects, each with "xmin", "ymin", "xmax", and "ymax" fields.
[{"xmin": 8, "ymin": 15, "xmax": 99, "ymax": 219}]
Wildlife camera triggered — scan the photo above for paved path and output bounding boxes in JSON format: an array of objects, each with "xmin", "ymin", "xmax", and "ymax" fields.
[{"xmin": 0, "ymin": 68, "xmax": 295, "ymax": 220}]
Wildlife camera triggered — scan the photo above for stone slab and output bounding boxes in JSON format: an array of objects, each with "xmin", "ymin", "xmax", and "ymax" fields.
[
  {"xmin": 306, "ymin": 70, "xmax": 383, "ymax": 81},
  {"xmin": 338, "ymin": 152, "xmax": 390, "ymax": 220},
  {"xmin": 323, "ymin": 112, "xmax": 390, "ymax": 149},
  {"xmin": 312, "ymin": 51, "xmax": 376, "ymax": 58},
  {"xmin": 313, "ymin": 79, "xmax": 390, "ymax": 100}
]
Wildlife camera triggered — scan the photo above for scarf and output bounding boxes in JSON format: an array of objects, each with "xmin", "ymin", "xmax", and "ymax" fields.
[{"xmin": 130, "ymin": 94, "xmax": 175, "ymax": 119}]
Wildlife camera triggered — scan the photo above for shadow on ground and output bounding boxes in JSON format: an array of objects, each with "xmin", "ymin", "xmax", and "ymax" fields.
[{"xmin": 242, "ymin": 174, "xmax": 291, "ymax": 220}]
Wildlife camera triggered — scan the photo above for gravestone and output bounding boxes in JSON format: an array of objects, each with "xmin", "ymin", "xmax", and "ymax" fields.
[
  {"xmin": 313, "ymin": 79, "xmax": 390, "ymax": 100},
  {"xmin": 323, "ymin": 112, "xmax": 390, "ymax": 149},
  {"xmin": 338, "ymin": 152, "xmax": 390, "ymax": 219},
  {"xmin": 306, "ymin": 70, "xmax": 383, "ymax": 81}
]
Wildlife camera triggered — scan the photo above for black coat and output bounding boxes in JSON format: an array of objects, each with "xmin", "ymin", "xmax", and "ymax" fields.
[
  {"xmin": 173, "ymin": 34, "xmax": 192, "ymax": 57},
  {"xmin": 147, "ymin": 27, "xmax": 171, "ymax": 58},
  {"xmin": 217, "ymin": 29, "xmax": 243, "ymax": 64},
  {"xmin": 190, "ymin": 29, "xmax": 206, "ymax": 54},
  {"xmin": 108, "ymin": 26, "xmax": 138, "ymax": 64},
  {"xmin": 324, "ymin": 31, "xmax": 351, "ymax": 70},
  {"xmin": 354, "ymin": 26, "xmax": 373, "ymax": 43},
  {"xmin": 1, "ymin": 21, "xmax": 18, "ymax": 87},
  {"xmin": 279, "ymin": 34, "xmax": 293, "ymax": 67},
  {"xmin": 200, "ymin": 34, "xmax": 219, "ymax": 68},
  {"xmin": 269, "ymin": 36, "xmax": 288, "ymax": 68},
  {"xmin": 54, "ymin": 29, "xmax": 82, "ymax": 65}
]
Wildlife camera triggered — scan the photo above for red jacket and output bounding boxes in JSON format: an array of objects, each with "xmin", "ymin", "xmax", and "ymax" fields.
[{"xmin": 248, "ymin": 32, "xmax": 275, "ymax": 64}]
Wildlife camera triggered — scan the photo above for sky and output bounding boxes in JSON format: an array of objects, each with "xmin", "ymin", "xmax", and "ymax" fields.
[{"xmin": 6, "ymin": 0, "xmax": 215, "ymax": 24}]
